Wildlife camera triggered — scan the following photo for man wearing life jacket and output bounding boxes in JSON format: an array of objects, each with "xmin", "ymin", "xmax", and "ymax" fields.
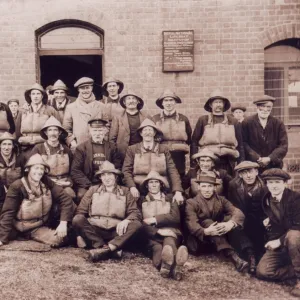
[
  {"xmin": 48, "ymin": 80, "xmax": 74, "ymax": 124},
  {"xmin": 242, "ymin": 95, "xmax": 288, "ymax": 170},
  {"xmin": 184, "ymin": 148, "xmax": 232, "ymax": 198},
  {"xmin": 15, "ymin": 83, "xmax": 60, "ymax": 159},
  {"xmin": 109, "ymin": 91, "xmax": 150, "ymax": 163},
  {"xmin": 7, "ymin": 99, "xmax": 20, "ymax": 127},
  {"xmin": 72, "ymin": 161, "xmax": 142, "ymax": 262},
  {"xmin": 122, "ymin": 118, "xmax": 184, "ymax": 205},
  {"xmin": 31, "ymin": 116, "xmax": 75, "ymax": 201},
  {"xmin": 71, "ymin": 118, "xmax": 122, "ymax": 203},
  {"xmin": 0, "ymin": 154, "xmax": 73, "ymax": 247},
  {"xmin": 0, "ymin": 132, "xmax": 23, "ymax": 191},
  {"xmin": 191, "ymin": 90, "xmax": 244, "ymax": 176},
  {"xmin": 153, "ymin": 89, "xmax": 192, "ymax": 182},
  {"xmin": 139, "ymin": 171, "xmax": 188, "ymax": 280},
  {"xmin": 100, "ymin": 77, "xmax": 125, "ymax": 124},
  {"xmin": 63, "ymin": 77, "xmax": 104, "ymax": 152},
  {"xmin": 0, "ymin": 102, "xmax": 15, "ymax": 136},
  {"xmin": 185, "ymin": 171, "xmax": 250, "ymax": 273},
  {"xmin": 231, "ymin": 105, "xmax": 247, "ymax": 123}
]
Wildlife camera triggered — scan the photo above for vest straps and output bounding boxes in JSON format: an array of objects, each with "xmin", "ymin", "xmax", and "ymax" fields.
[{"xmin": 44, "ymin": 142, "xmax": 64, "ymax": 156}]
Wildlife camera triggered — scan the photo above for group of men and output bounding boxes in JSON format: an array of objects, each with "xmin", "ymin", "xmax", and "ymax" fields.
[{"xmin": 0, "ymin": 76, "xmax": 299, "ymax": 296}]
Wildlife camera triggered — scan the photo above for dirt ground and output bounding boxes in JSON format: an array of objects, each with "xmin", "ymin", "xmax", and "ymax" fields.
[{"xmin": 0, "ymin": 244, "xmax": 295, "ymax": 300}]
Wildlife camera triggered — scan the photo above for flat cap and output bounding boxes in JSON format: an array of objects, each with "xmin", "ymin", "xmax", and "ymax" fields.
[
  {"xmin": 253, "ymin": 95, "xmax": 276, "ymax": 105},
  {"xmin": 235, "ymin": 161, "xmax": 260, "ymax": 172},
  {"xmin": 231, "ymin": 105, "xmax": 247, "ymax": 112},
  {"xmin": 88, "ymin": 118, "xmax": 108, "ymax": 128},
  {"xmin": 74, "ymin": 77, "xmax": 94, "ymax": 88},
  {"xmin": 261, "ymin": 168, "xmax": 291, "ymax": 181},
  {"xmin": 194, "ymin": 171, "xmax": 218, "ymax": 185}
]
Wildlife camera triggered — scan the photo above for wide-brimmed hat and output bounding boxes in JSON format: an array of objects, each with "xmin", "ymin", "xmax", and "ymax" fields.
[
  {"xmin": 102, "ymin": 77, "xmax": 124, "ymax": 97},
  {"xmin": 119, "ymin": 91, "xmax": 144, "ymax": 110},
  {"xmin": 253, "ymin": 95, "xmax": 276, "ymax": 106},
  {"xmin": 50, "ymin": 79, "xmax": 68, "ymax": 93},
  {"xmin": 137, "ymin": 118, "xmax": 163, "ymax": 139},
  {"xmin": 155, "ymin": 89, "xmax": 182, "ymax": 109},
  {"xmin": 261, "ymin": 168, "xmax": 291, "ymax": 182},
  {"xmin": 7, "ymin": 99, "xmax": 20, "ymax": 106},
  {"xmin": 141, "ymin": 170, "xmax": 169, "ymax": 191},
  {"xmin": 204, "ymin": 89, "xmax": 231, "ymax": 112},
  {"xmin": 0, "ymin": 132, "xmax": 16, "ymax": 143},
  {"xmin": 235, "ymin": 161, "xmax": 259, "ymax": 172},
  {"xmin": 231, "ymin": 105, "xmax": 247, "ymax": 112},
  {"xmin": 194, "ymin": 171, "xmax": 218, "ymax": 185},
  {"xmin": 95, "ymin": 161, "xmax": 122, "ymax": 177},
  {"xmin": 40, "ymin": 116, "xmax": 68, "ymax": 140},
  {"xmin": 74, "ymin": 77, "xmax": 94, "ymax": 88},
  {"xmin": 24, "ymin": 154, "xmax": 50, "ymax": 174},
  {"xmin": 192, "ymin": 148, "xmax": 219, "ymax": 162},
  {"xmin": 24, "ymin": 83, "xmax": 48, "ymax": 105}
]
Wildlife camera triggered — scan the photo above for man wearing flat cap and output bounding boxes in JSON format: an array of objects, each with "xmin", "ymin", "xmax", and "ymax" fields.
[
  {"xmin": 100, "ymin": 77, "xmax": 125, "ymax": 124},
  {"xmin": 7, "ymin": 99, "xmax": 20, "ymax": 126},
  {"xmin": 242, "ymin": 95, "xmax": 288, "ymax": 170},
  {"xmin": 109, "ymin": 90, "xmax": 150, "ymax": 162},
  {"xmin": 256, "ymin": 169, "xmax": 300, "ymax": 297},
  {"xmin": 63, "ymin": 77, "xmax": 104, "ymax": 152},
  {"xmin": 228, "ymin": 161, "xmax": 266, "ymax": 269},
  {"xmin": 71, "ymin": 118, "xmax": 122, "ymax": 203},
  {"xmin": 122, "ymin": 118, "xmax": 184, "ymax": 205},
  {"xmin": 153, "ymin": 89, "xmax": 192, "ymax": 182},
  {"xmin": 0, "ymin": 154, "xmax": 73, "ymax": 248},
  {"xmin": 72, "ymin": 161, "xmax": 142, "ymax": 262},
  {"xmin": 15, "ymin": 83, "xmax": 60, "ymax": 159},
  {"xmin": 191, "ymin": 89, "xmax": 244, "ymax": 176},
  {"xmin": 231, "ymin": 105, "xmax": 246, "ymax": 123},
  {"xmin": 48, "ymin": 80, "xmax": 74, "ymax": 123},
  {"xmin": 31, "ymin": 116, "xmax": 75, "ymax": 200}
]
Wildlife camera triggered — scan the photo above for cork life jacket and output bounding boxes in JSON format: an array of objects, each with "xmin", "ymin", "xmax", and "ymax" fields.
[
  {"xmin": 199, "ymin": 114, "xmax": 239, "ymax": 158},
  {"xmin": 155, "ymin": 112, "xmax": 189, "ymax": 153},
  {"xmin": 102, "ymin": 96, "xmax": 124, "ymax": 122},
  {"xmin": 88, "ymin": 185, "xmax": 126, "ymax": 230},
  {"xmin": 14, "ymin": 177, "xmax": 52, "ymax": 232},
  {"xmin": 19, "ymin": 105, "xmax": 49, "ymax": 145},
  {"xmin": 0, "ymin": 153, "xmax": 22, "ymax": 187},
  {"xmin": 0, "ymin": 110, "xmax": 10, "ymax": 134},
  {"xmin": 133, "ymin": 144, "xmax": 168, "ymax": 187}
]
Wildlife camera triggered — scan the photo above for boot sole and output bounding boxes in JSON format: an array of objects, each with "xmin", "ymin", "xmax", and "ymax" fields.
[
  {"xmin": 173, "ymin": 246, "xmax": 189, "ymax": 281},
  {"xmin": 160, "ymin": 245, "xmax": 174, "ymax": 278}
]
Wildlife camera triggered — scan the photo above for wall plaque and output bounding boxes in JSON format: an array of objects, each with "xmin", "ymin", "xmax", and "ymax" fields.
[{"xmin": 162, "ymin": 30, "xmax": 194, "ymax": 72}]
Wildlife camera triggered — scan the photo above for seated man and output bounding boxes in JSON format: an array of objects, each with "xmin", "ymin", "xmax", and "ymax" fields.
[
  {"xmin": 184, "ymin": 148, "xmax": 232, "ymax": 198},
  {"xmin": 72, "ymin": 161, "xmax": 142, "ymax": 262},
  {"xmin": 228, "ymin": 161, "xmax": 266, "ymax": 260},
  {"xmin": 71, "ymin": 118, "xmax": 122, "ymax": 203},
  {"xmin": 0, "ymin": 154, "xmax": 73, "ymax": 247},
  {"xmin": 31, "ymin": 116, "xmax": 75, "ymax": 200},
  {"xmin": 186, "ymin": 171, "xmax": 251, "ymax": 273},
  {"xmin": 122, "ymin": 118, "xmax": 184, "ymax": 205},
  {"xmin": 139, "ymin": 171, "xmax": 188, "ymax": 280},
  {"xmin": 256, "ymin": 169, "xmax": 300, "ymax": 297}
]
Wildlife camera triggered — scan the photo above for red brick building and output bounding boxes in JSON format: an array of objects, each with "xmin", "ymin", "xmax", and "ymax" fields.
[{"xmin": 0, "ymin": 0, "xmax": 299, "ymax": 188}]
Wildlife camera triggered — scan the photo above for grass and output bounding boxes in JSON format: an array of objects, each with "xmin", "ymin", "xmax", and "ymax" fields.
[{"xmin": 0, "ymin": 245, "xmax": 295, "ymax": 300}]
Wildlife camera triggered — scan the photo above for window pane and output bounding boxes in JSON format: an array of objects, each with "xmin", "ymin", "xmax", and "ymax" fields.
[{"xmin": 288, "ymin": 67, "xmax": 300, "ymax": 123}]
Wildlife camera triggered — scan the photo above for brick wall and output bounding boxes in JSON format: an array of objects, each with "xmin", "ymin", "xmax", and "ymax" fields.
[{"xmin": 0, "ymin": 0, "xmax": 299, "ymax": 188}]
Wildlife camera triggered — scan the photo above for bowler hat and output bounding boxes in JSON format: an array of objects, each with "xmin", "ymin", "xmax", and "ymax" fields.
[
  {"xmin": 102, "ymin": 77, "xmax": 124, "ymax": 97},
  {"xmin": 194, "ymin": 171, "xmax": 218, "ymax": 185},
  {"xmin": 137, "ymin": 118, "xmax": 163, "ymax": 139},
  {"xmin": 261, "ymin": 168, "xmax": 291, "ymax": 181},
  {"xmin": 50, "ymin": 80, "xmax": 68, "ymax": 93},
  {"xmin": 253, "ymin": 95, "xmax": 276, "ymax": 106},
  {"xmin": 119, "ymin": 91, "xmax": 144, "ymax": 110},
  {"xmin": 74, "ymin": 77, "xmax": 94, "ymax": 88},
  {"xmin": 231, "ymin": 105, "xmax": 247, "ymax": 112},
  {"xmin": 24, "ymin": 154, "xmax": 50, "ymax": 174},
  {"xmin": 235, "ymin": 161, "xmax": 260, "ymax": 172},
  {"xmin": 155, "ymin": 89, "xmax": 182, "ymax": 109},
  {"xmin": 40, "ymin": 116, "xmax": 68, "ymax": 140},
  {"xmin": 7, "ymin": 99, "xmax": 19, "ymax": 106},
  {"xmin": 204, "ymin": 89, "xmax": 231, "ymax": 112},
  {"xmin": 95, "ymin": 161, "xmax": 122, "ymax": 177},
  {"xmin": 24, "ymin": 83, "xmax": 48, "ymax": 105},
  {"xmin": 141, "ymin": 170, "xmax": 169, "ymax": 191},
  {"xmin": 192, "ymin": 148, "xmax": 219, "ymax": 162}
]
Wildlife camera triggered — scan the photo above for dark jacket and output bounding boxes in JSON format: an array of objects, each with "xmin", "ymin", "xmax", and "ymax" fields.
[
  {"xmin": 0, "ymin": 102, "xmax": 15, "ymax": 134},
  {"xmin": 260, "ymin": 187, "xmax": 300, "ymax": 244},
  {"xmin": 48, "ymin": 97, "xmax": 75, "ymax": 124},
  {"xmin": 76, "ymin": 184, "xmax": 141, "ymax": 222},
  {"xmin": 0, "ymin": 176, "xmax": 74, "ymax": 243},
  {"xmin": 242, "ymin": 114, "xmax": 288, "ymax": 168},
  {"xmin": 71, "ymin": 138, "xmax": 122, "ymax": 189},
  {"xmin": 185, "ymin": 192, "xmax": 245, "ymax": 241},
  {"xmin": 122, "ymin": 142, "xmax": 183, "ymax": 193}
]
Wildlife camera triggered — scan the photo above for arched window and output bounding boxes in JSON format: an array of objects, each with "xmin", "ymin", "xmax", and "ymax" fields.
[
  {"xmin": 264, "ymin": 38, "xmax": 300, "ymax": 124},
  {"xmin": 35, "ymin": 19, "xmax": 104, "ymax": 98}
]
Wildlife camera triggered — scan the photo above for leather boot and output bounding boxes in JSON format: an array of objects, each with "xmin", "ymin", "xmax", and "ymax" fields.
[
  {"xmin": 111, "ymin": 250, "xmax": 123, "ymax": 259},
  {"xmin": 88, "ymin": 245, "xmax": 111, "ymax": 262},
  {"xmin": 172, "ymin": 246, "xmax": 189, "ymax": 281},
  {"xmin": 248, "ymin": 254, "xmax": 256, "ymax": 275},
  {"xmin": 230, "ymin": 251, "xmax": 249, "ymax": 272},
  {"xmin": 160, "ymin": 245, "xmax": 174, "ymax": 278},
  {"xmin": 290, "ymin": 281, "xmax": 300, "ymax": 298},
  {"xmin": 77, "ymin": 236, "xmax": 87, "ymax": 249}
]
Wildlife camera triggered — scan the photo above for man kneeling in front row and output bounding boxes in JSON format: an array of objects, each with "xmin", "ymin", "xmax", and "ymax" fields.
[{"xmin": 72, "ymin": 161, "xmax": 142, "ymax": 262}]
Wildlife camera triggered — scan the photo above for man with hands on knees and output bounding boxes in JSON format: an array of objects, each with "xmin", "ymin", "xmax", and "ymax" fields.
[
  {"xmin": 0, "ymin": 154, "xmax": 73, "ymax": 248},
  {"xmin": 256, "ymin": 169, "xmax": 300, "ymax": 297},
  {"xmin": 72, "ymin": 161, "xmax": 142, "ymax": 262},
  {"xmin": 185, "ymin": 171, "xmax": 253, "ymax": 273}
]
